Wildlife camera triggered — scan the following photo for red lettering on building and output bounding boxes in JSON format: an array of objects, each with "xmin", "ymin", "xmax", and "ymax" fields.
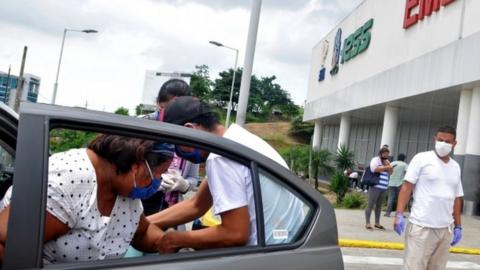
[
  {"xmin": 403, "ymin": 0, "xmax": 419, "ymax": 29},
  {"xmin": 403, "ymin": 0, "xmax": 456, "ymax": 29},
  {"xmin": 419, "ymin": 0, "xmax": 441, "ymax": 20}
]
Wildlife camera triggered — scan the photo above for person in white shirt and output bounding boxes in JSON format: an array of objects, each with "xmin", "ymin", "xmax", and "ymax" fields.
[
  {"xmin": 148, "ymin": 96, "xmax": 305, "ymax": 252},
  {"xmin": 394, "ymin": 126, "xmax": 464, "ymax": 270}
]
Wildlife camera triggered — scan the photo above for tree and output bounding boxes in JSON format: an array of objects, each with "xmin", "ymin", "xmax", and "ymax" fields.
[
  {"xmin": 335, "ymin": 145, "xmax": 355, "ymax": 171},
  {"xmin": 329, "ymin": 171, "xmax": 350, "ymax": 204},
  {"xmin": 289, "ymin": 114, "xmax": 314, "ymax": 144},
  {"xmin": 211, "ymin": 68, "xmax": 242, "ymax": 109},
  {"xmin": 114, "ymin": 107, "xmax": 129, "ymax": 116},
  {"xmin": 50, "ymin": 129, "xmax": 97, "ymax": 153},
  {"xmin": 190, "ymin": 65, "xmax": 212, "ymax": 101},
  {"xmin": 210, "ymin": 67, "xmax": 299, "ymax": 122},
  {"xmin": 311, "ymin": 149, "xmax": 334, "ymax": 190}
]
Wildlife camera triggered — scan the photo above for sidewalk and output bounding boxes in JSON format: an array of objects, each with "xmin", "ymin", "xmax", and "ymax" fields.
[{"xmin": 335, "ymin": 209, "xmax": 480, "ymax": 249}]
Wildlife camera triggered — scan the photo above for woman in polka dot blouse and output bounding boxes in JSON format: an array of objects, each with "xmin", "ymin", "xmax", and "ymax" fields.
[{"xmin": 0, "ymin": 134, "xmax": 174, "ymax": 263}]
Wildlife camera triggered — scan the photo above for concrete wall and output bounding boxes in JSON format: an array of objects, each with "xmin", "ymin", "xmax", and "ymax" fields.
[
  {"xmin": 304, "ymin": 30, "xmax": 480, "ymax": 121},
  {"xmin": 306, "ymin": 0, "xmax": 477, "ymax": 104}
]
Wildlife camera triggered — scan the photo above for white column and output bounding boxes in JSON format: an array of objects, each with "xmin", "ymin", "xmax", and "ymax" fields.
[
  {"xmin": 312, "ymin": 120, "xmax": 322, "ymax": 150},
  {"xmin": 380, "ymin": 104, "xmax": 399, "ymax": 154},
  {"xmin": 337, "ymin": 113, "xmax": 351, "ymax": 150},
  {"xmin": 466, "ymin": 87, "xmax": 480, "ymax": 155},
  {"xmin": 455, "ymin": 89, "xmax": 472, "ymax": 155}
]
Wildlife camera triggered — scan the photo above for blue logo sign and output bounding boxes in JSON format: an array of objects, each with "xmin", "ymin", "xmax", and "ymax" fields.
[{"xmin": 318, "ymin": 67, "xmax": 326, "ymax": 81}]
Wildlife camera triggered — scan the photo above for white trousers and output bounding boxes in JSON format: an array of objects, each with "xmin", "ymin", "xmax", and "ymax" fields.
[{"xmin": 404, "ymin": 223, "xmax": 451, "ymax": 270}]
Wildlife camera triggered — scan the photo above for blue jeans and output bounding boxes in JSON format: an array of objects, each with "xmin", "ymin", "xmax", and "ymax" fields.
[{"xmin": 385, "ymin": 186, "xmax": 401, "ymax": 216}]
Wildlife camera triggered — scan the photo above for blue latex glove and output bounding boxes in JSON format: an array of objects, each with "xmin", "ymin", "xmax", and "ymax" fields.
[
  {"xmin": 394, "ymin": 214, "xmax": 405, "ymax": 236},
  {"xmin": 451, "ymin": 226, "xmax": 462, "ymax": 246}
]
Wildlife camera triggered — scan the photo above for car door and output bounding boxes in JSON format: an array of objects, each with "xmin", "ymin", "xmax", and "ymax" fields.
[
  {"xmin": 0, "ymin": 103, "xmax": 17, "ymax": 200},
  {"xmin": 3, "ymin": 102, "xmax": 343, "ymax": 270}
]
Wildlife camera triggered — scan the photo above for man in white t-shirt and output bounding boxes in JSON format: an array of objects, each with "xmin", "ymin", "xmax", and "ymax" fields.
[
  {"xmin": 394, "ymin": 126, "xmax": 464, "ymax": 270},
  {"xmin": 148, "ymin": 96, "xmax": 304, "ymax": 252}
]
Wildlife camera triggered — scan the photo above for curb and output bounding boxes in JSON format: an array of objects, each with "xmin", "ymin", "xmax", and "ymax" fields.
[{"xmin": 339, "ymin": 239, "xmax": 480, "ymax": 255}]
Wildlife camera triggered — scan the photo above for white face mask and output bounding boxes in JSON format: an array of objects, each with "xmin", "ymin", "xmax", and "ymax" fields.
[{"xmin": 435, "ymin": 141, "xmax": 452, "ymax": 157}]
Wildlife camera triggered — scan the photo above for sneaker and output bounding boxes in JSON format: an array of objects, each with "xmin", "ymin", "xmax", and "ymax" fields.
[{"xmin": 364, "ymin": 190, "xmax": 368, "ymax": 193}]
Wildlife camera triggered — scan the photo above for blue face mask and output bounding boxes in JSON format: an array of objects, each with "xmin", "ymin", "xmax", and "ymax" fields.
[
  {"xmin": 175, "ymin": 145, "xmax": 207, "ymax": 164},
  {"xmin": 128, "ymin": 161, "xmax": 162, "ymax": 200}
]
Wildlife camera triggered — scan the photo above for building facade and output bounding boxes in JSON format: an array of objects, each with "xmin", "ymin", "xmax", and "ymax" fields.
[
  {"xmin": 139, "ymin": 71, "xmax": 191, "ymax": 113},
  {"xmin": 0, "ymin": 72, "xmax": 40, "ymax": 107},
  {"xmin": 304, "ymin": 0, "xmax": 480, "ymax": 215}
]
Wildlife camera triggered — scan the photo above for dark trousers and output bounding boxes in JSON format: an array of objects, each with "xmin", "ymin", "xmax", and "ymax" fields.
[
  {"xmin": 385, "ymin": 186, "xmax": 401, "ymax": 216},
  {"xmin": 365, "ymin": 187, "xmax": 386, "ymax": 225}
]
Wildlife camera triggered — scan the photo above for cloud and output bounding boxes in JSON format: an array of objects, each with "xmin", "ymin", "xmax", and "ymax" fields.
[
  {"xmin": 0, "ymin": 0, "xmax": 362, "ymax": 112},
  {"xmin": 153, "ymin": 0, "xmax": 311, "ymax": 11}
]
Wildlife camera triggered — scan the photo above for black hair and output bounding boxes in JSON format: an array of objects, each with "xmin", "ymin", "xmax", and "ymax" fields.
[
  {"xmin": 437, "ymin": 125, "xmax": 456, "ymax": 139},
  {"xmin": 157, "ymin": 79, "xmax": 191, "ymax": 104},
  {"xmin": 87, "ymin": 134, "xmax": 155, "ymax": 175},
  {"xmin": 190, "ymin": 111, "xmax": 219, "ymax": 131},
  {"xmin": 397, "ymin": 153, "xmax": 406, "ymax": 161}
]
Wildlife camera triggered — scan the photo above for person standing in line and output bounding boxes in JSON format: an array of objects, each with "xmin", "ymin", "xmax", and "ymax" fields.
[
  {"xmin": 365, "ymin": 145, "xmax": 392, "ymax": 230},
  {"xmin": 394, "ymin": 126, "xmax": 463, "ymax": 270},
  {"xmin": 384, "ymin": 153, "xmax": 408, "ymax": 217}
]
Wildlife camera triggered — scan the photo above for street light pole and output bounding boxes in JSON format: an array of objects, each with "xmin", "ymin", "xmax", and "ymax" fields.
[
  {"xmin": 209, "ymin": 41, "xmax": 239, "ymax": 127},
  {"xmin": 52, "ymin": 28, "xmax": 98, "ymax": 104},
  {"xmin": 236, "ymin": 0, "xmax": 262, "ymax": 126}
]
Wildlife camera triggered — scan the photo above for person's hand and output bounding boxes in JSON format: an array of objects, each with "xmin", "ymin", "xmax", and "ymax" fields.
[
  {"xmin": 156, "ymin": 230, "xmax": 180, "ymax": 254},
  {"xmin": 394, "ymin": 213, "xmax": 405, "ymax": 236},
  {"xmin": 161, "ymin": 169, "xmax": 190, "ymax": 193},
  {"xmin": 451, "ymin": 226, "xmax": 462, "ymax": 246}
]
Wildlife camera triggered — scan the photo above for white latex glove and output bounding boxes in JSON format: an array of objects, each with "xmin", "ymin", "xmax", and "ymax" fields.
[{"xmin": 160, "ymin": 169, "xmax": 190, "ymax": 193}]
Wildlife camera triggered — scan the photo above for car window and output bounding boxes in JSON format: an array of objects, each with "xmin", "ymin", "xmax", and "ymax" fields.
[
  {"xmin": 0, "ymin": 146, "xmax": 14, "ymax": 201},
  {"xmin": 259, "ymin": 169, "xmax": 311, "ymax": 245},
  {"xmin": 40, "ymin": 129, "xmax": 220, "ymax": 266}
]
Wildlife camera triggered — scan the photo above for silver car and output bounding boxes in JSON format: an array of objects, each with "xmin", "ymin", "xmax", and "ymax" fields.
[{"xmin": 0, "ymin": 102, "xmax": 343, "ymax": 269}]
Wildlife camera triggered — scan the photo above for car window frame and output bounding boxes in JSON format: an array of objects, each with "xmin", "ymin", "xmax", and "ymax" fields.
[
  {"xmin": 0, "ymin": 102, "xmax": 18, "ymax": 156},
  {"xmin": 254, "ymin": 166, "xmax": 316, "ymax": 246},
  {"xmin": 3, "ymin": 103, "xmax": 326, "ymax": 269}
]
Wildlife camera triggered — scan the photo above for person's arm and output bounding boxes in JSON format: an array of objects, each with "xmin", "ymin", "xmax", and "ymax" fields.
[
  {"xmin": 131, "ymin": 215, "xmax": 165, "ymax": 253},
  {"xmin": 147, "ymin": 180, "xmax": 212, "ymax": 229},
  {"xmin": 0, "ymin": 205, "xmax": 69, "ymax": 261},
  {"xmin": 0, "ymin": 206, "xmax": 10, "ymax": 261},
  {"xmin": 371, "ymin": 157, "xmax": 389, "ymax": 173},
  {"xmin": 373, "ymin": 161, "xmax": 392, "ymax": 174},
  {"xmin": 453, "ymin": 197, "xmax": 463, "ymax": 227},
  {"xmin": 157, "ymin": 206, "xmax": 249, "ymax": 253}
]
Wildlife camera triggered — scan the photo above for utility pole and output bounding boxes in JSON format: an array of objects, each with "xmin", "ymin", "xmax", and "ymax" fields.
[
  {"xmin": 14, "ymin": 46, "xmax": 27, "ymax": 112},
  {"xmin": 235, "ymin": 0, "xmax": 262, "ymax": 126}
]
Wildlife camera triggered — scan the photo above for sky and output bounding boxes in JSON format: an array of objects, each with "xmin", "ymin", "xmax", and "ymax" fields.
[{"xmin": 0, "ymin": 0, "xmax": 363, "ymax": 113}]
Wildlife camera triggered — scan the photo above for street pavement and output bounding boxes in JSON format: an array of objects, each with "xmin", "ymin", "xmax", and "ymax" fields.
[{"xmin": 335, "ymin": 209, "xmax": 480, "ymax": 269}]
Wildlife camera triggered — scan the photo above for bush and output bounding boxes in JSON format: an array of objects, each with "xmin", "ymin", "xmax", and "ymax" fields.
[
  {"xmin": 335, "ymin": 145, "xmax": 355, "ymax": 171},
  {"xmin": 280, "ymin": 145, "xmax": 310, "ymax": 177},
  {"xmin": 289, "ymin": 115, "xmax": 314, "ymax": 144},
  {"xmin": 329, "ymin": 171, "xmax": 349, "ymax": 203},
  {"xmin": 342, "ymin": 192, "xmax": 366, "ymax": 209}
]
